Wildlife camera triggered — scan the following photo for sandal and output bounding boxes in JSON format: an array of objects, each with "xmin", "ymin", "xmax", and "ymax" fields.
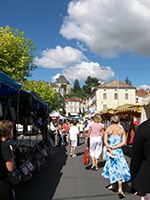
[
  {"xmin": 91, "ymin": 165, "xmax": 95, "ymax": 170},
  {"xmin": 108, "ymin": 185, "xmax": 115, "ymax": 191},
  {"xmin": 118, "ymin": 190, "xmax": 125, "ymax": 199}
]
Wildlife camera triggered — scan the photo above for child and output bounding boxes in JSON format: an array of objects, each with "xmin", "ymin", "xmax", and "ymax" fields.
[{"xmin": 69, "ymin": 120, "xmax": 79, "ymax": 157}]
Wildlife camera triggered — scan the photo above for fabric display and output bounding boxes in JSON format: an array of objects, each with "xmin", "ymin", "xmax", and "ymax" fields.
[
  {"xmin": 8, "ymin": 138, "xmax": 53, "ymax": 185},
  {"xmin": 8, "ymin": 166, "xmax": 22, "ymax": 185}
]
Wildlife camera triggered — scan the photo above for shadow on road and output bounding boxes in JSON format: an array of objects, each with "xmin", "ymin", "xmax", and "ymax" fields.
[
  {"xmin": 16, "ymin": 146, "xmax": 68, "ymax": 200},
  {"xmin": 85, "ymin": 160, "xmax": 106, "ymax": 170}
]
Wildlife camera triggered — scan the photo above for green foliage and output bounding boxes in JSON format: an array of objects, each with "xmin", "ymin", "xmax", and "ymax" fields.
[
  {"xmin": 73, "ymin": 79, "xmax": 81, "ymax": 93},
  {"xmin": 82, "ymin": 76, "xmax": 99, "ymax": 94},
  {"xmin": 22, "ymin": 80, "xmax": 63, "ymax": 111},
  {"xmin": 125, "ymin": 76, "xmax": 132, "ymax": 85},
  {"xmin": 66, "ymin": 77, "xmax": 99, "ymax": 99},
  {"xmin": 61, "ymin": 84, "xmax": 67, "ymax": 92},
  {"xmin": 66, "ymin": 88, "xmax": 87, "ymax": 100},
  {"xmin": 0, "ymin": 25, "xmax": 37, "ymax": 81}
]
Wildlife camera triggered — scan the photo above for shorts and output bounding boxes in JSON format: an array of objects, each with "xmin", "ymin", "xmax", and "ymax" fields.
[{"xmin": 71, "ymin": 140, "xmax": 77, "ymax": 147}]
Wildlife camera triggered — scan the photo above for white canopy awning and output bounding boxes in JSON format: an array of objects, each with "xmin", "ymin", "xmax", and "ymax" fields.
[
  {"xmin": 142, "ymin": 93, "xmax": 150, "ymax": 106},
  {"xmin": 140, "ymin": 94, "xmax": 150, "ymax": 124},
  {"xmin": 50, "ymin": 110, "xmax": 65, "ymax": 119}
]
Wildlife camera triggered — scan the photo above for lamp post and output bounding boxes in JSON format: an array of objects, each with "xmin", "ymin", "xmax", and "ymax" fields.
[
  {"xmin": 60, "ymin": 88, "xmax": 66, "ymax": 115},
  {"xmin": 101, "ymin": 67, "xmax": 119, "ymax": 107}
]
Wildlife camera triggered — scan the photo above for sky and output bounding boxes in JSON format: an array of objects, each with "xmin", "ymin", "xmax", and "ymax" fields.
[{"xmin": 1, "ymin": 0, "xmax": 150, "ymax": 90}]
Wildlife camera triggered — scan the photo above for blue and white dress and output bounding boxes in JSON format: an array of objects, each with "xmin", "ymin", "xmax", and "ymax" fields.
[{"xmin": 101, "ymin": 133, "xmax": 131, "ymax": 184}]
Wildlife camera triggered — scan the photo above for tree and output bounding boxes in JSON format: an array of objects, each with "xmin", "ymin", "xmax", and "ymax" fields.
[
  {"xmin": 125, "ymin": 76, "xmax": 132, "ymax": 85},
  {"xmin": 0, "ymin": 25, "xmax": 37, "ymax": 81},
  {"xmin": 22, "ymin": 80, "xmax": 63, "ymax": 111},
  {"xmin": 82, "ymin": 76, "xmax": 99, "ymax": 94},
  {"xmin": 73, "ymin": 79, "xmax": 81, "ymax": 93}
]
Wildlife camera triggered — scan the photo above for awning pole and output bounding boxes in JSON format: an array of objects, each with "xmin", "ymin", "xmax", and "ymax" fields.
[
  {"xmin": 16, "ymin": 89, "xmax": 20, "ymax": 147},
  {"xmin": 29, "ymin": 94, "xmax": 32, "ymax": 147}
]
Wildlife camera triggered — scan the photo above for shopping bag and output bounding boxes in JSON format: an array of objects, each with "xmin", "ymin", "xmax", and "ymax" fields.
[
  {"xmin": 102, "ymin": 145, "xmax": 107, "ymax": 160},
  {"xmin": 83, "ymin": 145, "xmax": 89, "ymax": 165}
]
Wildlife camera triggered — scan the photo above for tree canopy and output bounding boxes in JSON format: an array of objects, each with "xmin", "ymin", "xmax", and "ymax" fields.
[
  {"xmin": 73, "ymin": 79, "xmax": 81, "ymax": 93},
  {"xmin": 82, "ymin": 76, "xmax": 100, "ymax": 94},
  {"xmin": 125, "ymin": 76, "xmax": 132, "ymax": 85},
  {"xmin": 22, "ymin": 80, "xmax": 63, "ymax": 111},
  {"xmin": 0, "ymin": 25, "xmax": 37, "ymax": 81}
]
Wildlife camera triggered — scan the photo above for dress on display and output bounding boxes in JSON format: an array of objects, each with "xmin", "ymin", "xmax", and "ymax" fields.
[{"xmin": 102, "ymin": 134, "xmax": 131, "ymax": 183}]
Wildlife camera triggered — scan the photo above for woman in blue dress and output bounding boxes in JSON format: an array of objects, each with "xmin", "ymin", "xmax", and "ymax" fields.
[{"xmin": 102, "ymin": 115, "xmax": 131, "ymax": 198}]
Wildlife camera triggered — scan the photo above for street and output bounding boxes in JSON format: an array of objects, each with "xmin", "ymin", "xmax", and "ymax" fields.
[{"xmin": 16, "ymin": 138, "xmax": 140, "ymax": 200}]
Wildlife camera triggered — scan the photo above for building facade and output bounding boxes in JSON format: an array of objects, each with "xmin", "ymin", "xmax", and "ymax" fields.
[
  {"xmin": 47, "ymin": 75, "xmax": 72, "ymax": 95},
  {"xmin": 86, "ymin": 79, "xmax": 136, "ymax": 114},
  {"xmin": 55, "ymin": 75, "xmax": 72, "ymax": 95},
  {"xmin": 136, "ymin": 89, "xmax": 149, "ymax": 103},
  {"xmin": 65, "ymin": 97, "xmax": 85, "ymax": 117}
]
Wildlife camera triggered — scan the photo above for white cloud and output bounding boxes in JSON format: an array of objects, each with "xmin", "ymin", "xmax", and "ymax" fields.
[
  {"xmin": 62, "ymin": 62, "xmax": 115, "ymax": 82},
  {"xmin": 77, "ymin": 41, "xmax": 87, "ymax": 51},
  {"xmin": 60, "ymin": 0, "xmax": 150, "ymax": 58},
  {"xmin": 137, "ymin": 84, "xmax": 150, "ymax": 90},
  {"xmin": 52, "ymin": 74, "xmax": 61, "ymax": 82},
  {"xmin": 34, "ymin": 45, "xmax": 87, "ymax": 68}
]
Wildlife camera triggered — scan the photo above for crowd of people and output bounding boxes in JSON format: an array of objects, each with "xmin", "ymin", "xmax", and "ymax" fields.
[
  {"xmin": 1, "ymin": 113, "xmax": 150, "ymax": 199},
  {"xmin": 49, "ymin": 114, "xmax": 150, "ymax": 199}
]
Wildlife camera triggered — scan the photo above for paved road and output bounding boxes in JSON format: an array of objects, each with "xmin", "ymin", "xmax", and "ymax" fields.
[{"xmin": 16, "ymin": 138, "xmax": 140, "ymax": 200}]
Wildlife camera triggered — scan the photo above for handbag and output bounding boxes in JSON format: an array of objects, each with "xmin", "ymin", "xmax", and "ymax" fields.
[{"xmin": 83, "ymin": 144, "xmax": 89, "ymax": 165}]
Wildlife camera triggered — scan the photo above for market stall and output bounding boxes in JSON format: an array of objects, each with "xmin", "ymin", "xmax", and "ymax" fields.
[
  {"xmin": 101, "ymin": 103, "xmax": 142, "ymax": 144},
  {"xmin": 114, "ymin": 103, "xmax": 142, "ymax": 117},
  {"xmin": 101, "ymin": 108, "xmax": 114, "ymax": 119},
  {"xmin": 0, "ymin": 72, "xmax": 53, "ymax": 185}
]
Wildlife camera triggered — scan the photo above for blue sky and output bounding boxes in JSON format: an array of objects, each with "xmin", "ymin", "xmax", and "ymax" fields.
[{"xmin": 1, "ymin": 0, "xmax": 150, "ymax": 90}]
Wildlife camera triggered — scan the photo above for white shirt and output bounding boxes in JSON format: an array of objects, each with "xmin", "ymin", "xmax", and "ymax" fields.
[{"xmin": 69, "ymin": 126, "xmax": 79, "ymax": 141}]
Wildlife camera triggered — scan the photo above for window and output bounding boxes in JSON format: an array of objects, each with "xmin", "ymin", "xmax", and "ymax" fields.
[
  {"xmin": 103, "ymin": 93, "xmax": 107, "ymax": 99},
  {"xmin": 114, "ymin": 93, "xmax": 118, "ymax": 99},
  {"xmin": 125, "ymin": 93, "xmax": 128, "ymax": 100},
  {"xmin": 103, "ymin": 104, "xmax": 107, "ymax": 109}
]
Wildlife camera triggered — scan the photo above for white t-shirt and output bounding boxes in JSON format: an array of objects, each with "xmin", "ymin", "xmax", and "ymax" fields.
[{"xmin": 69, "ymin": 126, "xmax": 79, "ymax": 141}]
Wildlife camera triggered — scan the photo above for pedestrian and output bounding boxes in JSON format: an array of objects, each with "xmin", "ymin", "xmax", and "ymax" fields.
[
  {"xmin": 130, "ymin": 119, "xmax": 150, "ymax": 199},
  {"xmin": 78, "ymin": 121, "xmax": 84, "ymax": 142},
  {"xmin": 69, "ymin": 120, "xmax": 79, "ymax": 157},
  {"xmin": 67, "ymin": 119, "xmax": 73, "ymax": 147},
  {"xmin": 0, "ymin": 120, "xmax": 15, "ymax": 200},
  {"xmin": 84, "ymin": 120, "xmax": 89, "ymax": 138},
  {"xmin": 101, "ymin": 115, "xmax": 131, "ymax": 199},
  {"xmin": 85, "ymin": 114, "xmax": 104, "ymax": 171},
  {"xmin": 62, "ymin": 119, "xmax": 69, "ymax": 146},
  {"xmin": 57, "ymin": 120, "xmax": 63, "ymax": 147},
  {"xmin": 86, "ymin": 117, "xmax": 94, "ymax": 148}
]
